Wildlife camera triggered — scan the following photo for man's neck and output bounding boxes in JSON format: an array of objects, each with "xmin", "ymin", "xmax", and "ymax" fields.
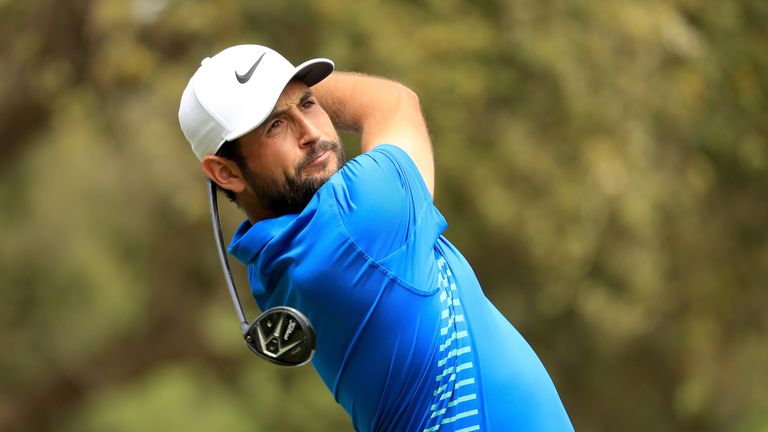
[{"xmin": 244, "ymin": 206, "xmax": 280, "ymax": 224}]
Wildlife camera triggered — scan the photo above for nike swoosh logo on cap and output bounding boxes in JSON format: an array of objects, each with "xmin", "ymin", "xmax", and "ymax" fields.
[{"xmin": 235, "ymin": 52, "xmax": 266, "ymax": 84}]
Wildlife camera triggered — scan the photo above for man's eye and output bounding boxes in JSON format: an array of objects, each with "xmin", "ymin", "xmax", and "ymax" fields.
[
  {"xmin": 269, "ymin": 120, "xmax": 282, "ymax": 131},
  {"xmin": 302, "ymin": 100, "xmax": 316, "ymax": 109}
]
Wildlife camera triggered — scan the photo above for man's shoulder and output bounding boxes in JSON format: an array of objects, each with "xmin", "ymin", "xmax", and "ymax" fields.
[
  {"xmin": 336, "ymin": 144, "xmax": 412, "ymax": 178},
  {"xmin": 329, "ymin": 144, "xmax": 432, "ymax": 203},
  {"xmin": 303, "ymin": 144, "xmax": 442, "ymax": 264}
]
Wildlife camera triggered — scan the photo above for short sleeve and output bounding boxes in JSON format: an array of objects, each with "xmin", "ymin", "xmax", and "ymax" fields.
[{"xmin": 330, "ymin": 144, "xmax": 447, "ymax": 267}]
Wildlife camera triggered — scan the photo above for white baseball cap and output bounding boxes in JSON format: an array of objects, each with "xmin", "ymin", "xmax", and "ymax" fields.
[{"xmin": 178, "ymin": 44, "xmax": 334, "ymax": 160}]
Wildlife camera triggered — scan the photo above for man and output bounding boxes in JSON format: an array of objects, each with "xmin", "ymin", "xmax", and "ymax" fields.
[{"xmin": 179, "ymin": 44, "xmax": 573, "ymax": 431}]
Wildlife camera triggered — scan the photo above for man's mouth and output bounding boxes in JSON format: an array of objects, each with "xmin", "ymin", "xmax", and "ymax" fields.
[
  {"xmin": 298, "ymin": 140, "xmax": 341, "ymax": 174},
  {"xmin": 307, "ymin": 150, "xmax": 330, "ymax": 167}
]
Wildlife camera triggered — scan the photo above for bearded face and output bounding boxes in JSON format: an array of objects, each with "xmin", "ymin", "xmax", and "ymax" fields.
[{"xmin": 239, "ymin": 139, "xmax": 346, "ymax": 215}]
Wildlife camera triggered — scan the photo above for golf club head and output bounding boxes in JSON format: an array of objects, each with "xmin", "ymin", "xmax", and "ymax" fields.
[{"xmin": 245, "ymin": 306, "xmax": 316, "ymax": 367}]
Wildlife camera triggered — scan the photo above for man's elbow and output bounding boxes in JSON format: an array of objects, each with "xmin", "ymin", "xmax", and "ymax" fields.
[
  {"xmin": 401, "ymin": 83, "xmax": 421, "ymax": 107},
  {"xmin": 390, "ymin": 82, "xmax": 423, "ymax": 119}
]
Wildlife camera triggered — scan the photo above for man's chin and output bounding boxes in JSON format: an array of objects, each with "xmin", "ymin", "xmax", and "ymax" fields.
[{"xmin": 302, "ymin": 170, "xmax": 335, "ymax": 190}]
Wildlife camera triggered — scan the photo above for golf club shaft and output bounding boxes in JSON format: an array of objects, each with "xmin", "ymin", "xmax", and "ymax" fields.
[{"xmin": 207, "ymin": 179, "xmax": 251, "ymax": 334}]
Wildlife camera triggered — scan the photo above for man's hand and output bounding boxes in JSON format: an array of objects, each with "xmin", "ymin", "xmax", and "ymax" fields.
[{"xmin": 312, "ymin": 72, "xmax": 435, "ymax": 196}]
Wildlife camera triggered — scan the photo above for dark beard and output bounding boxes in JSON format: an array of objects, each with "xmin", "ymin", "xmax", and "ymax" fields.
[{"xmin": 242, "ymin": 140, "xmax": 346, "ymax": 215}]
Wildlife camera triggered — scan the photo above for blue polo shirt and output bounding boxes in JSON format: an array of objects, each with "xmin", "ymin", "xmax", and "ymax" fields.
[{"xmin": 229, "ymin": 145, "xmax": 572, "ymax": 431}]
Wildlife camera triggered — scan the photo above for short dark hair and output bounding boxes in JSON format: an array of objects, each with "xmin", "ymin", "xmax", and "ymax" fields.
[{"xmin": 215, "ymin": 138, "xmax": 245, "ymax": 203}]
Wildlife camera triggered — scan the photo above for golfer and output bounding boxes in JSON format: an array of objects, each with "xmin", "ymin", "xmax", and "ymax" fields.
[{"xmin": 179, "ymin": 44, "xmax": 573, "ymax": 431}]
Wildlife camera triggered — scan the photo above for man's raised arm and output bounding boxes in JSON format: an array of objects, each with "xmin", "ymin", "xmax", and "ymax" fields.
[{"xmin": 312, "ymin": 72, "xmax": 435, "ymax": 196}]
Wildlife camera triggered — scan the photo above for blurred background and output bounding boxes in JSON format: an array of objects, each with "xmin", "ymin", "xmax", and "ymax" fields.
[{"xmin": 1, "ymin": 0, "xmax": 766, "ymax": 430}]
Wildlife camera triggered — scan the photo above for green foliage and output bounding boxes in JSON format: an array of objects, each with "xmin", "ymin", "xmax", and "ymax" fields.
[{"xmin": 0, "ymin": 0, "xmax": 766, "ymax": 430}]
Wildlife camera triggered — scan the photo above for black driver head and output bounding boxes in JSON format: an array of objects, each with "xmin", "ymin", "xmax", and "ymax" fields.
[{"xmin": 244, "ymin": 306, "xmax": 316, "ymax": 367}]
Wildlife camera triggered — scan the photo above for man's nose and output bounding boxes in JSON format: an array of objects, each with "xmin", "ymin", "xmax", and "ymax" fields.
[{"xmin": 295, "ymin": 114, "xmax": 321, "ymax": 148}]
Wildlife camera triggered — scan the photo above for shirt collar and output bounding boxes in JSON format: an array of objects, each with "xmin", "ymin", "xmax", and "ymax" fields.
[{"xmin": 228, "ymin": 214, "xmax": 297, "ymax": 264}]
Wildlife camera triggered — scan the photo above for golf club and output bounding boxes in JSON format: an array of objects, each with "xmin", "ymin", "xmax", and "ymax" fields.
[{"xmin": 207, "ymin": 179, "xmax": 316, "ymax": 367}]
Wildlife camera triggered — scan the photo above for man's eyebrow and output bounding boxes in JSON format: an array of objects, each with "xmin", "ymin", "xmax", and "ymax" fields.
[
  {"xmin": 262, "ymin": 91, "xmax": 314, "ymax": 126},
  {"xmin": 299, "ymin": 90, "xmax": 313, "ymax": 104}
]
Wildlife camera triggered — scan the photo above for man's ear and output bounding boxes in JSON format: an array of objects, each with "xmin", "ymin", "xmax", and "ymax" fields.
[{"xmin": 201, "ymin": 155, "xmax": 247, "ymax": 194}]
